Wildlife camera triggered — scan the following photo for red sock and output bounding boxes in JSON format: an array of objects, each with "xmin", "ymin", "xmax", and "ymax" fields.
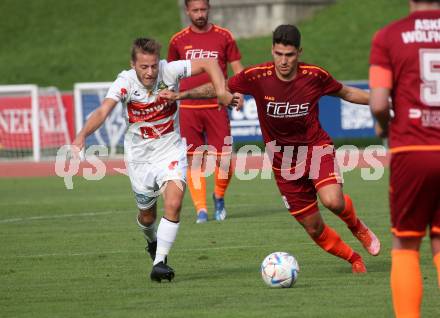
[
  {"xmin": 338, "ymin": 194, "xmax": 358, "ymax": 229},
  {"xmin": 391, "ymin": 250, "xmax": 422, "ymax": 318},
  {"xmin": 312, "ymin": 224, "xmax": 354, "ymax": 261},
  {"xmin": 348, "ymin": 251, "xmax": 362, "ymax": 264}
]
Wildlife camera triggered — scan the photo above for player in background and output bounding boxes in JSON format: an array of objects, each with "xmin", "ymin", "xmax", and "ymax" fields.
[
  {"xmin": 168, "ymin": 0, "xmax": 244, "ymax": 223},
  {"xmin": 72, "ymin": 38, "xmax": 234, "ymax": 282},
  {"xmin": 161, "ymin": 25, "xmax": 381, "ymax": 273},
  {"xmin": 369, "ymin": 0, "xmax": 440, "ymax": 316}
]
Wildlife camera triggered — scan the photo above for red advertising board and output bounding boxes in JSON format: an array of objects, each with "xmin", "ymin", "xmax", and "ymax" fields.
[{"xmin": 0, "ymin": 93, "xmax": 75, "ymax": 149}]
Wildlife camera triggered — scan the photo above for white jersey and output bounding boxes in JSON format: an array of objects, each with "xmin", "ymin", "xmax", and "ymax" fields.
[{"xmin": 105, "ymin": 60, "xmax": 191, "ymax": 163}]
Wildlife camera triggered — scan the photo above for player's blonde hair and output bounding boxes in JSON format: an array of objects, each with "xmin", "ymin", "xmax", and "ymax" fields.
[{"xmin": 131, "ymin": 38, "xmax": 162, "ymax": 61}]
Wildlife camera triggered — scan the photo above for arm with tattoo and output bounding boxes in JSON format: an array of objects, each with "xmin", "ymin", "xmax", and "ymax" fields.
[
  {"xmin": 158, "ymin": 83, "xmax": 217, "ymax": 102},
  {"xmin": 158, "ymin": 83, "xmax": 240, "ymax": 108},
  {"xmin": 178, "ymin": 83, "xmax": 217, "ymax": 100}
]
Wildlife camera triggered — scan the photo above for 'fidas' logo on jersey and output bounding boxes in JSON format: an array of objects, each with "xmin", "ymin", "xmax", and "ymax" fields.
[
  {"xmin": 185, "ymin": 49, "xmax": 219, "ymax": 59},
  {"xmin": 266, "ymin": 102, "xmax": 310, "ymax": 118}
]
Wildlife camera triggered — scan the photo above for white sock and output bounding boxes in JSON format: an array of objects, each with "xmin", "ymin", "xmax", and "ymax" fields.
[
  {"xmin": 136, "ymin": 217, "xmax": 156, "ymax": 243},
  {"xmin": 154, "ymin": 217, "xmax": 180, "ymax": 265}
]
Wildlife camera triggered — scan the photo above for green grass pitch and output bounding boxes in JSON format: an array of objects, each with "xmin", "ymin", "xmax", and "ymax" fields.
[{"xmin": 1, "ymin": 170, "xmax": 439, "ymax": 317}]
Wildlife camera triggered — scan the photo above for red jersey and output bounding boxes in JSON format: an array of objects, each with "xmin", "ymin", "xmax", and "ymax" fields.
[
  {"xmin": 370, "ymin": 10, "xmax": 440, "ymax": 153},
  {"xmin": 168, "ymin": 24, "xmax": 241, "ymax": 108},
  {"xmin": 228, "ymin": 61, "xmax": 343, "ymax": 168}
]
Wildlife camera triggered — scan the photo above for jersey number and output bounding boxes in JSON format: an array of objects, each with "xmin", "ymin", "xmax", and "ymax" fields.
[{"xmin": 420, "ymin": 49, "xmax": 440, "ymax": 107}]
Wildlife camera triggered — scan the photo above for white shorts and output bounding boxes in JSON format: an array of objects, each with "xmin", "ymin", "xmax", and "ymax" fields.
[{"xmin": 127, "ymin": 151, "xmax": 187, "ymax": 210}]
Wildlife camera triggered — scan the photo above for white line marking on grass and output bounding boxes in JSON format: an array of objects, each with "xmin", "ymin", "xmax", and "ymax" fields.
[
  {"xmin": 0, "ymin": 205, "xmax": 385, "ymax": 224},
  {"xmin": 0, "ymin": 203, "xmax": 282, "ymax": 224},
  {"xmin": 0, "ymin": 192, "xmax": 280, "ymax": 207},
  {"xmin": 14, "ymin": 250, "xmax": 133, "ymax": 259},
  {"xmin": 0, "ymin": 210, "xmax": 121, "ymax": 224},
  {"xmin": 11, "ymin": 243, "xmax": 317, "ymax": 259}
]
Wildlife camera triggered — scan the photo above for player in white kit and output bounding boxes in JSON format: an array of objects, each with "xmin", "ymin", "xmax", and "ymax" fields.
[{"xmin": 72, "ymin": 38, "xmax": 233, "ymax": 282}]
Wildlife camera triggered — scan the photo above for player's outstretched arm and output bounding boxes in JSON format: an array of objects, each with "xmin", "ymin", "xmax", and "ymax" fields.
[
  {"xmin": 72, "ymin": 98, "xmax": 118, "ymax": 150},
  {"xmin": 229, "ymin": 61, "xmax": 245, "ymax": 109},
  {"xmin": 175, "ymin": 83, "xmax": 217, "ymax": 100},
  {"xmin": 333, "ymin": 85, "xmax": 370, "ymax": 105},
  {"xmin": 370, "ymin": 87, "xmax": 391, "ymax": 138},
  {"xmin": 158, "ymin": 83, "xmax": 240, "ymax": 109},
  {"xmin": 230, "ymin": 60, "xmax": 244, "ymax": 75},
  {"xmin": 189, "ymin": 58, "xmax": 232, "ymax": 106}
]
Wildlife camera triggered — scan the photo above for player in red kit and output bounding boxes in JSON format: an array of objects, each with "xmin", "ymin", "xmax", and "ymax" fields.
[
  {"xmin": 162, "ymin": 25, "xmax": 381, "ymax": 273},
  {"xmin": 369, "ymin": 1, "xmax": 440, "ymax": 316},
  {"xmin": 168, "ymin": 0, "xmax": 244, "ymax": 223}
]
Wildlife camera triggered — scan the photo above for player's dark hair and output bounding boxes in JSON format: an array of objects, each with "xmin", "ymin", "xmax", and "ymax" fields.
[
  {"xmin": 185, "ymin": 0, "xmax": 210, "ymax": 7},
  {"xmin": 131, "ymin": 38, "xmax": 161, "ymax": 61},
  {"xmin": 272, "ymin": 25, "xmax": 301, "ymax": 49}
]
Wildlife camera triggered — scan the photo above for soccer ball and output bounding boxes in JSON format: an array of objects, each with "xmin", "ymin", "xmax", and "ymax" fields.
[{"xmin": 260, "ymin": 252, "xmax": 299, "ymax": 288}]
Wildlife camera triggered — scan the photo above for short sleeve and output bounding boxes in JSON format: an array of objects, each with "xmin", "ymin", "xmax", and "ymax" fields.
[
  {"xmin": 163, "ymin": 60, "xmax": 192, "ymax": 86},
  {"xmin": 105, "ymin": 75, "xmax": 130, "ymax": 102},
  {"xmin": 167, "ymin": 40, "xmax": 180, "ymax": 62},
  {"xmin": 228, "ymin": 71, "xmax": 253, "ymax": 95},
  {"xmin": 322, "ymin": 73, "xmax": 343, "ymax": 96},
  {"xmin": 226, "ymin": 38, "xmax": 242, "ymax": 63},
  {"xmin": 370, "ymin": 29, "xmax": 391, "ymax": 70}
]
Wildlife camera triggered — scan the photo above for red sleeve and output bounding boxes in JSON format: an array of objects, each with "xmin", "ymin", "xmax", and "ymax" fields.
[
  {"xmin": 228, "ymin": 71, "xmax": 253, "ymax": 95},
  {"xmin": 167, "ymin": 40, "xmax": 180, "ymax": 62},
  {"xmin": 369, "ymin": 29, "xmax": 391, "ymax": 70},
  {"xmin": 226, "ymin": 38, "xmax": 241, "ymax": 63},
  {"xmin": 321, "ymin": 72, "xmax": 343, "ymax": 96}
]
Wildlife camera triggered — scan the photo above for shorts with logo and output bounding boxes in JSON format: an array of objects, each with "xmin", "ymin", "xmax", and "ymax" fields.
[
  {"xmin": 390, "ymin": 151, "xmax": 440, "ymax": 237},
  {"xmin": 180, "ymin": 107, "xmax": 232, "ymax": 156},
  {"xmin": 273, "ymin": 149, "xmax": 342, "ymax": 220},
  {"xmin": 127, "ymin": 149, "xmax": 188, "ymax": 210}
]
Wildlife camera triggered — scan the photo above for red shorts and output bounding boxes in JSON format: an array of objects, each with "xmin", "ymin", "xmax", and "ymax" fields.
[
  {"xmin": 179, "ymin": 107, "xmax": 231, "ymax": 155},
  {"xmin": 273, "ymin": 149, "xmax": 342, "ymax": 220},
  {"xmin": 390, "ymin": 152, "xmax": 440, "ymax": 237}
]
